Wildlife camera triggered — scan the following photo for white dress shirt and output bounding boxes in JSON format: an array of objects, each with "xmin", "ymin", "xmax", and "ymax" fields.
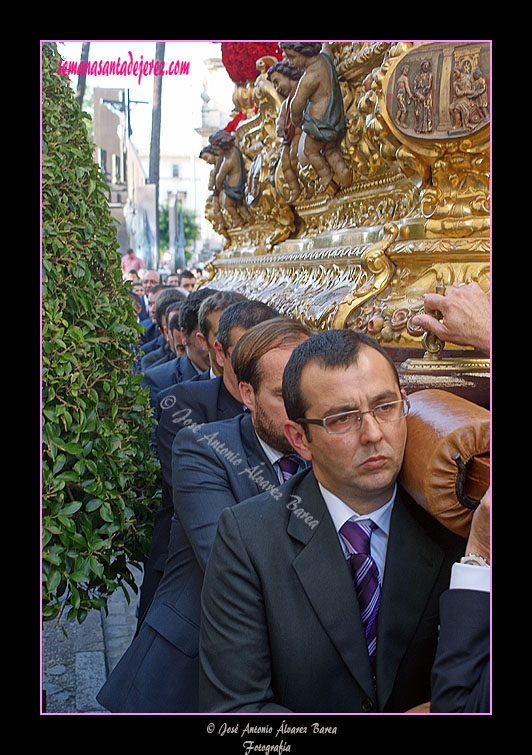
[
  {"xmin": 449, "ymin": 562, "xmax": 490, "ymax": 592},
  {"xmin": 256, "ymin": 434, "xmax": 293, "ymax": 485}
]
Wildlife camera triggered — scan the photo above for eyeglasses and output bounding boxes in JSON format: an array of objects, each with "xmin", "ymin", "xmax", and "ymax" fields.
[{"xmin": 297, "ymin": 397, "xmax": 410, "ymax": 435}]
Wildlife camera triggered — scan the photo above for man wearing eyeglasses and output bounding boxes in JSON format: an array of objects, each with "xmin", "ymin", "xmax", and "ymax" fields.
[{"xmin": 199, "ymin": 329, "xmax": 467, "ymax": 713}]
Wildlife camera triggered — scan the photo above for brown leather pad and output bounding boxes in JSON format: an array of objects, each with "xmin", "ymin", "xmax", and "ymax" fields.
[{"xmin": 399, "ymin": 389, "xmax": 490, "ymax": 537}]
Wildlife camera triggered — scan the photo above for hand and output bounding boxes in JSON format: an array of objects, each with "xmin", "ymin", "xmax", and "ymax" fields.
[
  {"xmin": 412, "ymin": 281, "xmax": 490, "ymax": 355},
  {"xmin": 465, "ymin": 486, "xmax": 490, "ymax": 563},
  {"xmin": 405, "ymin": 701, "xmax": 431, "ymax": 713}
]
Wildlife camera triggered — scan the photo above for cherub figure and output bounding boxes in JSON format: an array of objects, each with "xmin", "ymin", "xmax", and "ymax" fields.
[
  {"xmin": 208, "ymin": 130, "xmax": 251, "ymax": 227},
  {"xmin": 199, "ymin": 145, "xmax": 227, "ymax": 236},
  {"xmin": 279, "ymin": 42, "xmax": 352, "ymax": 194},
  {"xmin": 267, "ymin": 60, "xmax": 303, "ymax": 202}
]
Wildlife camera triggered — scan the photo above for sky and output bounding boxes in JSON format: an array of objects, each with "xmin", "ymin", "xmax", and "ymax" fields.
[{"xmin": 53, "ymin": 40, "xmax": 236, "ymax": 155}]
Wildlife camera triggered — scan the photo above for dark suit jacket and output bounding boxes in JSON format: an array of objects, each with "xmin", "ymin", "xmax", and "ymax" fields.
[
  {"xmin": 198, "ymin": 469, "xmax": 467, "ymax": 713},
  {"xmin": 138, "ymin": 296, "xmax": 149, "ymax": 323},
  {"xmin": 138, "ymin": 318, "xmax": 158, "ymax": 346},
  {"xmin": 141, "ymin": 341, "xmax": 174, "ymax": 372},
  {"xmin": 430, "ymin": 588, "xmax": 490, "ymax": 712},
  {"xmin": 155, "ymin": 368, "xmax": 211, "ymax": 422},
  {"xmin": 158, "ymin": 376, "xmax": 244, "ymax": 491},
  {"xmin": 142, "ymin": 354, "xmax": 202, "ymax": 411},
  {"xmin": 135, "ymin": 377, "xmax": 244, "ymax": 630},
  {"xmin": 140, "ymin": 332, "xmax": 165, "ymax": 357},
  {"xmin": 96, "ymin": 412, "xmax": 282, "ymax": 713}
]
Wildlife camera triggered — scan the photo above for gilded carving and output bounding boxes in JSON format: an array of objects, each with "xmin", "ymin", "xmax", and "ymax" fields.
[
  {"xmin": 384, "ymin": 41, "xmax": 490, "ymax": 141},
  {"xmin": 279, "ymin": 42, "xmax": 353, "ymax": 195},
  {"xmin": 267, "ymin": 60, "xmax": 305, "ymax": 203},
  {"xmin": 199, "ymin": 41, "xmax": 490, "ymax": 384},
  {"xmin": 208, "ymin": 129, "xmax": 251, "ymax": 229}
]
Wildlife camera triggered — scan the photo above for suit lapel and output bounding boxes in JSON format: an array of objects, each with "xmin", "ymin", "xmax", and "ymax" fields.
[
  {"xmin": 179, "ymin": 355, "xmax": 200, "ymax": 381},
  {"xmin": 375, "ymin": 487, "xmax": 445, "ymax": 709},
  {"xmin": 288, "ymin": 472, "xmax": 376, "ymax": 700}
]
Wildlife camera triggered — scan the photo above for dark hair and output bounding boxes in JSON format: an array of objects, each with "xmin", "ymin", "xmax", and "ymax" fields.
[
  {"xmin": 154, "ymin": 287, "xmax": 188, "ymax": 329},
  {"xmin": 282, "ymin": 329, "xmax": 401, "ymax": 428},
  {"xmin": 197, "ymin": 290, "xmax": 248, "ymax": 338},
  {"xmin": 148, "ymin": 283, "xmax": 167, "ymax": 302},
  {"xmin": 178, "ymin": 287, "xmax": 218, "ymax": 336},
  {"xmin": 216, "ymin": 299, "xmax": 280, "ymax": 352},
  {"xmin": 279, "ymin": 42, "xmax": 323, "ymax": 57},
  {"xmin": 165, "ymin": 300, "xmax": 184, "ymax": 327},
  {"xmin": 231, "ymin": 317, "xmax": 312, "ymax": 391},
  {"xmin": 168, "ymin": 309, "xmax": 183, "ymax": 332},
  {"xmin": 208, "ymin": 129, "xmax": 236, "ymax": 151},
  {"xmin": 267, "ymin": 60, "xmax": 303, "ymax": 82},
  {"xmin": 178, "ymin": 269, "xmax": 196, "ymax": 283}
]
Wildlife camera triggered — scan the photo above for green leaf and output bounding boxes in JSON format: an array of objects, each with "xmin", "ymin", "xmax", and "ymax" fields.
[
  {"xmin": 52, "ymin": 455, "xmax": 66, "ymax": 475},
  {"xmin": 70, "ymin": 571, "xmax": 89, "ymax": 584},
  {"xmin": 46, "ymin": 569, "xmax": 62, "ymax": 592},
  {"xmin": 70, "ymin": 585, "xmax": 81, "ymax": 608},
  {"xmin": 61, "ymin": 501, "xmax": 83, "ymax": 516},
  {"xmin": 85, "ymin": 498, "xmax": 102, "ymax": 512},
  {"xmin": 43, "ymin": 552, "xmax": 63, "ymax": 566},
  {"xmin": 99, "ymin": 504, "xmax": 114, "ymax": 523},
  {"xmin": 89, "ymin": 556, "xmax": 104, "ymax": 578}
]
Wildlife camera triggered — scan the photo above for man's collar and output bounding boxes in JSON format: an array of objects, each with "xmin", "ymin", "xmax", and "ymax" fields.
[
  {"xmin": 318, "ymin": 482, "xmax": 397, "ymax": 538},
  {"xmin": 255, "ymin": 432, "xmax": 283, "ymax": 466}
]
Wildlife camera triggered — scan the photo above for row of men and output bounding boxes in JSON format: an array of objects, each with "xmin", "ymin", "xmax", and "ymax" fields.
[
  {"xmin": 96, "ymin": 278, "xmax": 490, "ymax": 714},
  {"xmin": 121, "ymin": 246, "xmax": 203, "ymax": 290}
]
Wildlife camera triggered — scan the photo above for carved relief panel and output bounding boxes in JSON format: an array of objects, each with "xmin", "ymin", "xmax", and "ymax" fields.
[{"xmin": 384, "ymin": 41, "xmax": 490, "ymax": 140}]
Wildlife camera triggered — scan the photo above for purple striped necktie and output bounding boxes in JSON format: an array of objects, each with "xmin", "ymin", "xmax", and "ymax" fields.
[
  {"xmin": 277, "ymin": 455, "xmax": 302, "ymax": 481},
  {"xmin": 340, "ymin": 520, "xmax": 381, "ymax": 671}
]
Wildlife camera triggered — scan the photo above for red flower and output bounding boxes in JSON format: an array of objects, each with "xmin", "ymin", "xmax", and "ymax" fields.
[{"xmin": 221, "ymin": 42, "xmax": 283, "ymax": 83}]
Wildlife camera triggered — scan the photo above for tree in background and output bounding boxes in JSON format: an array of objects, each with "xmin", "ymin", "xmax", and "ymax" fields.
[
  {"xmin": 42, "ymin": 42, "xmax": 161, "ymax": 627},
  {"xmin": 158, "ymin": 203, "xmax": 201, "ymax": 266},
  {"xmin": 75, "ymin": 41, "xmax": 91, "ymax": 110},
  {"xmin": 148, "ymin": 42, "xmax": 165, "ymax": 269}
]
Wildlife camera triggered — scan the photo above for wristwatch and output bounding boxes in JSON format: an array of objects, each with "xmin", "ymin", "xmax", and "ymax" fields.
[{"xmin": 460, "ymin": 553, "xmax": 489, "ymax": 567}]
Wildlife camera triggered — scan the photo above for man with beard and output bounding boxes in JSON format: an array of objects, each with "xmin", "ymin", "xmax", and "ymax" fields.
[
  {"xmin": 96, "ymin": 316, "xmax": 311, "ymax": 713},
  {"xmin": 198, "ymin": 329, "xmax": 467, "ymax": 713}
]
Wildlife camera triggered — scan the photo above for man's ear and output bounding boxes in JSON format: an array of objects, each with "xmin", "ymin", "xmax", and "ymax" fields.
[
  {"xmin": 194, "ymin": 330, "xmax": 208, "ymax": 355},
  {"xmin": 213, "ymin": 339, "xmax": 225, "ymax": 370},
  {"xmin": 238, "ymin": 381, "xmax": 255, "ymax": 413},
  {"xmin": 284, "ymin": 420, "xmax": 312, "ymax": 461}
]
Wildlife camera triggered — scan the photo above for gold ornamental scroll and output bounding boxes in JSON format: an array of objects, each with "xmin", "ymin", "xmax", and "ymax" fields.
[{"xmin": 199, "ymin": 41, "xmax": 490, "ymax": 407}]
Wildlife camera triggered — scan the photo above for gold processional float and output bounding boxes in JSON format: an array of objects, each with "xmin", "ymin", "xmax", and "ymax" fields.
[{"xmin": 198, "ymin": 41, "xmax": 490, "ymax": 416}]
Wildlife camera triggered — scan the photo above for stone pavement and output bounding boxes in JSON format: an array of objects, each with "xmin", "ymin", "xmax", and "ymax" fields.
[{"xmin": 41, "ymin": 564, "xmax": 142, "ymax": 714}]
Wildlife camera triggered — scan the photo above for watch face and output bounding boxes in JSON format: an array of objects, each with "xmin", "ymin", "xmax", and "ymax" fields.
[{"xmin": 461, "ymin": 554, "xmax": 489, "ymax": 567}]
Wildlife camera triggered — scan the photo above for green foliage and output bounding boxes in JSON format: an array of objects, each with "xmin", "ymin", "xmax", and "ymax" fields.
[
  {"xmin": 41, "ymin": 42, "xmax": 160, "ymax": 626},
  {"xmin": 182, "ymin": 208, "xmax": 201, "ymax": 246},
  {"xmin": 158, "ymin": 203, "xmax": 201, "ymax": 257},
  {"xmin": 159, "ymin": 204, "xmax": 170, "ymax": 251}
]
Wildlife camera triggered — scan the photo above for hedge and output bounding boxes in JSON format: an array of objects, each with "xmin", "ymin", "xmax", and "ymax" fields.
[{"xmin": 42, "ymin": 42, "xmax": 160, "ymax": 627}]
